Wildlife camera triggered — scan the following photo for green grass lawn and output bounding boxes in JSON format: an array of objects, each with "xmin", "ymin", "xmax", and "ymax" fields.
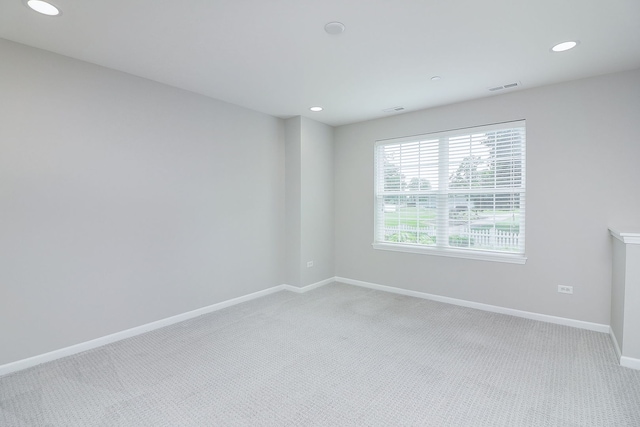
[
  {"xmin": 384, "ymin": 207, "xmax": 520, "ymax": 232},
  {"xmin": 383, "ymin": 206, "xmax": 520, "ymax": 248},
  {"xmin": 384, "ymin": 207, "xmax": 436, "ymax": 228}
]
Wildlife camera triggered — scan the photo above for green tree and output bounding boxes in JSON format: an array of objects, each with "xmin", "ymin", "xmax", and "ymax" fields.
[
  {"xmin": 407, "ymin": 177, "xmax": 432, "ymax": 206},
  {"xmin": 482, "ymin": 130, "xmax": 523, "ymax": 209},
  {"xmin": 408, "ymin": 177, "xmax": 431, "ymax": 191},
  {"xmin": 383, "ymin": 154, "xmax": 406, "ymax": 204},
  {"xmin": 449, "ymin": 155, "xmax": 488, "ymax": 189},
  {"xmin": 448, "ymin": 129, "xmax": 524, "ymax": 212}
]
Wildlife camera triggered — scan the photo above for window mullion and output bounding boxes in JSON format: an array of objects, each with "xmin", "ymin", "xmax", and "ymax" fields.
[{"xmin": 436, "ymin": 137, "xmax": 449, "ymax": 247}]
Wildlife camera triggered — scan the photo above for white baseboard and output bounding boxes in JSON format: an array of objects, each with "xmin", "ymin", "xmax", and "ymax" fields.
[
  {"xmin": 335, "ymin": 276, "xmax": 610, "ymax": 334},
  {"xmin": 620, "ymin": 356, "xmax": 640, "ymax": 370},
  {"xmin": 282, "ymin": 277, "xmax": 336, "ymax": 293},
  {"xmin": 0, "ymin": 279, "xmax": 334, "ymax": 377},
  {"xmin": 610, "ymin": 330, "xmax": 623, "ymax": 360},
  {"xmin": 610, "ymin": 329, "xmax": 640, "ymax": 370}
]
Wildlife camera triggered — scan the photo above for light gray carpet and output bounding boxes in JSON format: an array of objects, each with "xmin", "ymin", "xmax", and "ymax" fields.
[{"xmin": 1, "ymin": 282, "xmax": 639, "ymax": 426}]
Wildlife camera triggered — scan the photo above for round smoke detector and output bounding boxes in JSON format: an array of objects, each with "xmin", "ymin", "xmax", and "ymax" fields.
[{"xmin": 324, "ymin": 22, "xmax": 346, "ymax": 35}]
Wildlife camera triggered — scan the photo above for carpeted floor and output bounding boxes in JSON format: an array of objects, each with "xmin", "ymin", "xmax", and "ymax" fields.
[{"xmin": 1, "ymin": 282, "xmax": 639, "ymax": 426}]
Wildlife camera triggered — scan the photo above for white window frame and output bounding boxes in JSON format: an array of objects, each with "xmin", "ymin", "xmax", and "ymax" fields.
[{"xmin": 373, "ymin": 120, "xmax": 526, "ymax": 264}]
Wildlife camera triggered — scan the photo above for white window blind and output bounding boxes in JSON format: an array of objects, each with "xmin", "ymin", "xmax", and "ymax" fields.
[{"xmin": 374, "ymin": 121, "xmax": 526, "ymax": 263}]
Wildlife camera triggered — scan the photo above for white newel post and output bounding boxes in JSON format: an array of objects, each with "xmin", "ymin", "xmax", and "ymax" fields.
[{"xmin": 609, "ymin": 227, "xmax": 640, "ymax": 370}]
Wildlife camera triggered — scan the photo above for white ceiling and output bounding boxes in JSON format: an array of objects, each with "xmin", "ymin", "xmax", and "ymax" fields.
[{"xmin": 1, "ymin": 0, "xmax": 639, "ymax": 126}]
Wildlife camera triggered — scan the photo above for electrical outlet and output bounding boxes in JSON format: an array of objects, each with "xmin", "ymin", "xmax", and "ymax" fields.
[
  {"xmin": 558, "ymin": 285, "xmax": 573, "ymax": 294},
  {"xmin": 306, "ymin": 261, "xmax": 314, "ymax": 268}
]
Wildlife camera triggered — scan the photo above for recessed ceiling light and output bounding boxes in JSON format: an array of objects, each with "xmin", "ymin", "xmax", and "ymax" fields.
[
  {"xmin": 551, "ymin": 40, "xmax": 579, "ymax": 52},
  {"xmin": 25, "ymin": 0, "xmax": 61, "ymax": 15},
  {"xmin": 431, "ymin": 76, "xmax": 442, "ymax": 81},
  {"xmin": 26, "ymin": 0, "xmax": 61, "ymax": 16},
  {"xmin": 324, "ymin": 22, "xmax": 345, "ymax": 35},
  {"xmin": 309, "ymin": 106, "xmax": 323, "ymax": 112}
]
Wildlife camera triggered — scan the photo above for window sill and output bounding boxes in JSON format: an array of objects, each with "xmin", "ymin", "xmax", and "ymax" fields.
[{"xmin": 372, "ymin": 242, "xmax": 527, "ymax": 264}]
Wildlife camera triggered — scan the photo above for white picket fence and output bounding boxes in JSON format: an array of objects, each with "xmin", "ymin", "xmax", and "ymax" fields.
[
  {"xmin": 467, "ymin": 227, "xmax": 519, "ymax": 248},
  {"xmin": 385, "ymin": 225, "xmax": 520, "ymax": 249}
]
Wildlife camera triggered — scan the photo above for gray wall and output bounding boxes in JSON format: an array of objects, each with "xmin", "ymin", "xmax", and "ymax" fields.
[
  {"xmin": 300, "ymin": 117, "xmax": 334, "ymax": 285},
  {"xmin": 334, "ymin": 69, "xmax": 640, "ymax": 325},
  {"xmin": 611, "ymin": 237, "xmax": 626, "ymax": 349},
  {"xmin": 285, "ymin": 116, "xmax": 335, "ymax": 287},
  {"xmin": 611, "ymin": 236, "xmax": 640, "ymax": 360},
  {"xmin": 284, "ymin": 117, "xmax": 302, "ymax": 286},
  {"xmin": 625, "ymin": 244, "xmax": 640, "ymax": 359},
  {"xmin": 0, "ymin": 40, "xmax": 286, "ymax": 365}
]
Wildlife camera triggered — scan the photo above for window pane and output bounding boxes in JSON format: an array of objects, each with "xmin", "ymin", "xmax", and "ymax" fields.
[
  {"xmin": 382, "ymin": 145, "xmax": 404, "ymax": 192},
  {"xmin": 447, "ymin": 193, "xmax": 522, "ymax": 252},
  {"xmin": 381, "ymin": 195, "xmax": 436, "ymax": 245}
]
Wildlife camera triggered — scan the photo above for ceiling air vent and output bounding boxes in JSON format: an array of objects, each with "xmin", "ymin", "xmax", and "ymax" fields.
[
  {"xmin": 383, "ymin": 106, "xmax": 405, "ymax": 113},
  {"xmin": 488, "ymin": 81, "xmax": 521, "ymax": 92}
]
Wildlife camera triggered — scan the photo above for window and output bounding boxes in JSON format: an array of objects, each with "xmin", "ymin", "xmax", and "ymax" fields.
[{"xmin": 374, "ymin": 121, "xmax": 526, "ymax": 263}]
